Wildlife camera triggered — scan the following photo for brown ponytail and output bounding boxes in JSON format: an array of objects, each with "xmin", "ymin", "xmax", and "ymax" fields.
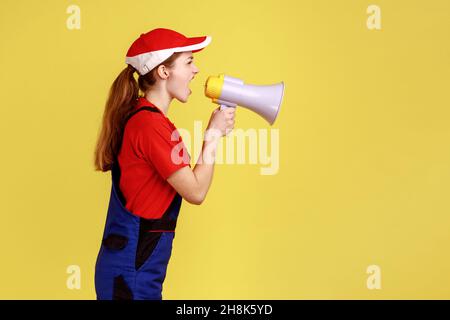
[{"xmin": 93, "ymin": 52, "xmax": 182, "ymax": 172}]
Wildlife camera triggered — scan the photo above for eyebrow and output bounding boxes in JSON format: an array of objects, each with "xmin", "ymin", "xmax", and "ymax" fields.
[{"xmin": 187, "ymin": 56, "xmax": 194, "ymax": 60}]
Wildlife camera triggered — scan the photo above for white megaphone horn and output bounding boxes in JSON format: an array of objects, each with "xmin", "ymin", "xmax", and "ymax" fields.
[{"xmin": 204, "ymin": 74, "xmax": 284, "ymax": 125}]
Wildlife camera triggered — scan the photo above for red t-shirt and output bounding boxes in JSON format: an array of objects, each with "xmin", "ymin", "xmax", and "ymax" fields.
[{"xmin": 118, "ymin": 97, "xmax": 191, "ymax": 219}]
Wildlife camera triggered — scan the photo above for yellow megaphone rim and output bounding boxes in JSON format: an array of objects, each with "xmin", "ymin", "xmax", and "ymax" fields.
[{"xmin": 204, "ymin": 73, "xmax": 225, "ymax": 100}]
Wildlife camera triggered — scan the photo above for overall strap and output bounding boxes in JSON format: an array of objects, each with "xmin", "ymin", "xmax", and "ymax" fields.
[
  {"xmin": 114, "ymin": 105, "xmax": 161, "ymax": 168},
  {"xmin": 112, "ymin": 106, "xmax": 162, "ymax": 204},
  {"xmin": 124, "ymin": 106, "xmax": 161, "ymax": 124}
]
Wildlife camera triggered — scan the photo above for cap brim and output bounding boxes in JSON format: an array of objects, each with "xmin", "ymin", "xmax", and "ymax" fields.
[{"xmin": 175, "ymin": 35, "xmax": 212, "ymax": 53}]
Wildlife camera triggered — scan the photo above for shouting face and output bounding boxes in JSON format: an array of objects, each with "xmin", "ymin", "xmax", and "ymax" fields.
[{"xmin": 166, "ymin": 51, "xmax": 200, "ymax": 103}]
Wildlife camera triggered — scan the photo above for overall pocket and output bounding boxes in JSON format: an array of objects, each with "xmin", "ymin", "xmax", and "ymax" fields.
[{"xmin": 102, "ymin": 233, "xmax": 128, "ymax": 250}]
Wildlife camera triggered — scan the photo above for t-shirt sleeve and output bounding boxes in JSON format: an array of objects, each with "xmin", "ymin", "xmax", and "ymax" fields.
[{"xmin": 136, "ymin": 116, "xmax": 191, "ymax": 180}]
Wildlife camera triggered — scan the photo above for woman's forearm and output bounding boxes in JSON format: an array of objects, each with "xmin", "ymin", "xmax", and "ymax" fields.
[{"xmin": 192, "ymin": 132, "xmax": 221, "ymax": 203}]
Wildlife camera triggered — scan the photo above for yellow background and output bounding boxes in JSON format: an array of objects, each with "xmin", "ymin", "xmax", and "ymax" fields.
[{"xmin": 1, "ymin": 0, "xmax": 449, "ymax": 299}]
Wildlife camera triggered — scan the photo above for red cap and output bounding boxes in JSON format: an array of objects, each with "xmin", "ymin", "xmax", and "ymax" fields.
[{"xmin": 125, "ymin": 28, "xmax": 212, "ymax": 75}]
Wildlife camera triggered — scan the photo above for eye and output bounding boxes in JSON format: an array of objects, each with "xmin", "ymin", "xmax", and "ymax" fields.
[{"xmin": 188, "ymin": 61, "xmax": 192, "ymax": 64}]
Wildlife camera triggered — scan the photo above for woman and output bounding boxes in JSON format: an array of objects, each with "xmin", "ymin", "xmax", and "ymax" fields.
[{"xmin": 93, "ymin": 28, "xmax": 235, "ymax": 300}]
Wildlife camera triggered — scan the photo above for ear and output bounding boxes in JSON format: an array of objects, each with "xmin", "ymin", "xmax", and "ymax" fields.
[{"xmin": 156, "ymin": 65, "xmax": 169, "ymax": 80}]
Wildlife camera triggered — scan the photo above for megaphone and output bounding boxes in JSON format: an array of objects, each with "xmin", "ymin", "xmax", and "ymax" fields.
[{"xmin": 204, "ymin": 74, "xmax": 284, "ymax": 125}]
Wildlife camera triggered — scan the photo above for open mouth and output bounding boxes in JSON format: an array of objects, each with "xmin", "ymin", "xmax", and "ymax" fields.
[{"xmin": 187, "ymin": 76, "xmax": 194, "ymax": 93}]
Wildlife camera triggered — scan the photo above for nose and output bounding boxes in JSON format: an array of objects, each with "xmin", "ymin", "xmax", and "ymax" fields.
[{"xmin": 193, "ymin": 64, "xmax": 199, "ymax": 74}]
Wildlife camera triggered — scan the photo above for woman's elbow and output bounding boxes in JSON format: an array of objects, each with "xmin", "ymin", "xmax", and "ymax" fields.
[
  {"xmin": 188, "ymin": 195, "xmax": 205, "ymax": 205},
  {"xmin": 184, "ymin": 191, "xmax": 205, "ymax": 205},
  {"xmin": 167, "ymin": 168, "xmax": 207, "ymax": 205}
]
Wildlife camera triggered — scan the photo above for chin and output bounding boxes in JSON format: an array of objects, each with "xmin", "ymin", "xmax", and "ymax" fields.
[
  {"xmin": 176, "ymin": 96, "xmax": 189, "ymax": 103},
  {"xmin": 177, "ymin": 92, "xmax": 191, "ymax": 103}
]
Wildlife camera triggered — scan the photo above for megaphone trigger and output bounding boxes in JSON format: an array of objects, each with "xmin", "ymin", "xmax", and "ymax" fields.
[{"xmin": 220, "ymin": 104, "xmax": 235, "ymax": 111}]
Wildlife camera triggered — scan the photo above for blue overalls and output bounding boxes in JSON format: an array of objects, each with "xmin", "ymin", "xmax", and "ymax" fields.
[{"xmin": 95, "ymin": 106, "xmax": 183, "ymax": 300}]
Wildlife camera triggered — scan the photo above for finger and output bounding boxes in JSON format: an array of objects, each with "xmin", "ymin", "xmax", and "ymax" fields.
[{"xmin": 227, "ymin": 112, "xmax": 236, "ymax": 119}]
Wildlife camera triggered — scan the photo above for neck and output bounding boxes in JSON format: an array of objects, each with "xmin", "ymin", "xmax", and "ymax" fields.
[{"xmin": 144, "ymin": 89, "xmax": 172, "ymax": 116}]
